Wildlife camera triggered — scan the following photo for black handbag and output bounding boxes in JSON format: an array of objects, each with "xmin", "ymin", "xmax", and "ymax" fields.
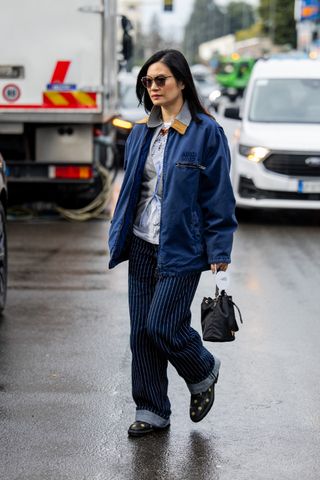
[{"xmin": 201, "ymin": 286, "xmax": 243, "ymax": 342}]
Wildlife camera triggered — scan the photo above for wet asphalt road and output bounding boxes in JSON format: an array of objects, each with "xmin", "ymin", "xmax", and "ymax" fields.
[{"xmin": 1, "ymin": 212, "xmax": 320, "ymax": 480}]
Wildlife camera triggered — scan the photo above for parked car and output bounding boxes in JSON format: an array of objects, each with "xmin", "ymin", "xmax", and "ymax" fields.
[
  {"xmin": 0, "ymin": 153, "xmax": 8, "ymax": 312},
  {"xmin": 225, "ymin": 57, "xmax": 320, "ymax": 210},
  {"xmin": 191, "ymin": 64, "xmax": 220, "ymax": 108}
]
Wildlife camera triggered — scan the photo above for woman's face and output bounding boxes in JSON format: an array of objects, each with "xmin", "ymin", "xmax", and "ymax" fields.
[{"xmin": 145, "ymin": 62, "xmax": 184, "ymax": 110}]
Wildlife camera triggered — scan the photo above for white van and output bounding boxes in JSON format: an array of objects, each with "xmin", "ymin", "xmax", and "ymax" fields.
[{"xmin": 225, "ymin": 58, "xmax": 320, "ymax": 209}]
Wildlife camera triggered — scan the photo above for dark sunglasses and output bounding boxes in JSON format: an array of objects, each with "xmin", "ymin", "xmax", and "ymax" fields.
[{"xmin": 141, "ymin": 75, "xmax": 173, "ymax": 88}]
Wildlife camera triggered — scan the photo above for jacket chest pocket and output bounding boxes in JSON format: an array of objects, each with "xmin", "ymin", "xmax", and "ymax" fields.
[{"xmin": 175, "ymin": 162, "xmax": 206, "ymax": 171}]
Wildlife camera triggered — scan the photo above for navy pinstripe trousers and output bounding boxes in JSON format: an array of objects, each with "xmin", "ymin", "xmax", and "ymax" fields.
[{"xmin": 128, "ymin": 235, "xmax": 219, "ymax": 427}]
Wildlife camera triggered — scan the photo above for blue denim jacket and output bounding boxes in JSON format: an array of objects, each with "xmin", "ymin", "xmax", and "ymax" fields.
[{"xmin": 108, "ymin": 106, "xmax": 237, "ymax": 275}]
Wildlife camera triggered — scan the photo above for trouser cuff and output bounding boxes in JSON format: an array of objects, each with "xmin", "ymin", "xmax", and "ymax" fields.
[
  {"xmin": 187, "ymin": 357, "xmax": 221, "ymax": 394},
  {"xmin": 135, "ymin": 409, "xmax": 170, "ymax": 428}
]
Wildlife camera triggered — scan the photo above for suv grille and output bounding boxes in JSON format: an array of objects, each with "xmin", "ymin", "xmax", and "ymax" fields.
[{"xmin": 263, "ymin": 153, "xmax": 320, "ymax": 177}]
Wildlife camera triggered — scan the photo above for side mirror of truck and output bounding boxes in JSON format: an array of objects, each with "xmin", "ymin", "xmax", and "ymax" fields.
[
  {"xmin": 121, "ymin": 16, "xmax": 134, "ymax": 61},
  {"xmin": 224, "ymin": 107, "xmax": 241, "ymax": 120},
  {"xmin": 122, "ymin": 32, "xmax": 133, "ymax": 61}
]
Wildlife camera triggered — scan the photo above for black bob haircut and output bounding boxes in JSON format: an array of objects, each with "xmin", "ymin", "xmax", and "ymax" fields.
[{"xmin": 136, "ymin": 49, "xmax": 208, "ymax": 122}]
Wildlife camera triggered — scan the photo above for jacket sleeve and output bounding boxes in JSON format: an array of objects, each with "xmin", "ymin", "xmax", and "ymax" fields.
[{"xmin": 199, "ymin": 123, "xmax": 238, "ymax": 264}]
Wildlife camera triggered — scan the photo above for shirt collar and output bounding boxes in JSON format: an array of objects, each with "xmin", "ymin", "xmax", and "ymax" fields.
[{"xmin": 146, "ymin": 101, "xmax": 192, "ymax": 135}]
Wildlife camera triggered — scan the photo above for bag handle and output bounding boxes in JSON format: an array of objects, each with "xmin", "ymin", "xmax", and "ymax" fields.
[
  {"xmin": 215, "ymin": 286, "xmax": 243, "ymax": 324},
  {"xmin": 230, "ymin": 300, "xmax": 243, "ymax": 324}
]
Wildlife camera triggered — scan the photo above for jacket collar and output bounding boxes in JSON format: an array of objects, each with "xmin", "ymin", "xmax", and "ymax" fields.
[{"xmin": 136, "ymin": 101, "xmax": 192, "ymax": 135}]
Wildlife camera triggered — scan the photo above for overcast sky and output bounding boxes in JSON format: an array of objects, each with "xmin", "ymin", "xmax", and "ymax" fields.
[{"xmin": 141, "ymin": 0, "xmax": 259, "ymax": 40}]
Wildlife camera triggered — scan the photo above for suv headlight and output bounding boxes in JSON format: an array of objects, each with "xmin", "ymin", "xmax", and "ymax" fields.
[{"xmin": 239, "ymin": 145, "xmax": 270, "ymax": 163}]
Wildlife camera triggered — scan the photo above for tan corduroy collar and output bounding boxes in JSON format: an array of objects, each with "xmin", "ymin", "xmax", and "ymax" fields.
[{"xmin": 136, "ymin": 101, "xmax": 192, "ymax": 135}]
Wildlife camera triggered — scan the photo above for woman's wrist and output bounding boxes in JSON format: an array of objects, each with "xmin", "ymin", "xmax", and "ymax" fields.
[{"xmin": 210, "ymin": 263, "xmax": 228, "ymax": 273}]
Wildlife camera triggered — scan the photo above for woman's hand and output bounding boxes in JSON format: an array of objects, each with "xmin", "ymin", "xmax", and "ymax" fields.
[{"xmin": 210, "ymin": 263, "xmax": 228, "ymax": 273}]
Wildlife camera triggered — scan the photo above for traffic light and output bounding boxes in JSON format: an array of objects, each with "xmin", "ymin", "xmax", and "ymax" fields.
[{"xmin": 164, "ymin": 0, "xmax": 173, "ymax": 12}]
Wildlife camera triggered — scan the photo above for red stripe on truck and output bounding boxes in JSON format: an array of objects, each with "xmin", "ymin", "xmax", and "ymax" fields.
[
  {"xmin": 0, "ymin": 103, "xmax": 98, "ymax": 109},
  {"xmin": 50, "ymin": 61, "xmax": 71, "ymax": 83},
  {"xmin": 61, "ymin": 92, "xmax": 82, "ymax": 106}
]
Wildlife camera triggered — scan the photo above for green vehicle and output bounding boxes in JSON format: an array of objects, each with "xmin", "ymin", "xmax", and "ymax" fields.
[{"xmin": 215, "ymin": 55, "xmax": 256, "ymax": 100}]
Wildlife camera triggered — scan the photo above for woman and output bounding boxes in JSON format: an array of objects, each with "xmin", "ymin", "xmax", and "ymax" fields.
[{"xmin": 109, "ymin": 49, "xmax": 237, "ymax": 437}]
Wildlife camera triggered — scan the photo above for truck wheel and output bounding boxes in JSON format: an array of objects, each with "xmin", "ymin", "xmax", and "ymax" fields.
[{"xmin": 0, "ymin": 203, "xmax": 7, "ymax": 312}]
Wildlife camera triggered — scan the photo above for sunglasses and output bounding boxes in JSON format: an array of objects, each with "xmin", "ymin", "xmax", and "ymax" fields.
[{"xmin": 141, "ymin": 75, "xmax": 173, "ymax": 89}]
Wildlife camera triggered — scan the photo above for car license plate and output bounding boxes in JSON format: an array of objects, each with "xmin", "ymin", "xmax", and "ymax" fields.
[{"xmin": 298, "ymin": 180, "xmax": 320, "ymax": 193}]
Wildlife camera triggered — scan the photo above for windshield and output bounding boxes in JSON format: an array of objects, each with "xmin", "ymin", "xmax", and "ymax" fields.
[
  {"xmin": 121, "ymin": 85, "xmax": 139, "ymax": 109},
  {"xmin": 249, "ymin": 78, "xmax": 320, "ymax": 123},
  {"xmin": 216, "ymin": 62, "xmax": 235, "ymax": 75}
]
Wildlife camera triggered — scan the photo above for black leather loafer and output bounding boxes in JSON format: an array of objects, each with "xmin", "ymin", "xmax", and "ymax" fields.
[
  {"xmin": 190, "ymin": 374, "xmax": 219, "ymax": 423},
  {"xmin": 128, "ymin": 421, "xmax": 170, "ymax": 437}
]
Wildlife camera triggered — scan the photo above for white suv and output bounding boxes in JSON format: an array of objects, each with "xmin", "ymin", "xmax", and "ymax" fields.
[{"xmin": 225, "ymin": 58, "xmax": 320, "ymax": 209}]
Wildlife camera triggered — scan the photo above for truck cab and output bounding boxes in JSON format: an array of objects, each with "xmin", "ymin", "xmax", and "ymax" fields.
[{"xmin": 216, "ymin": 55, "xmax": 256, "ymax": 101}]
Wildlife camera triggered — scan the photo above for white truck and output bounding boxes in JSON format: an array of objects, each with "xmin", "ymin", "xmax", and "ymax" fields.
[{"xmin": 0, "ymin": 0, "xmax": 119, "ymax": 208}]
